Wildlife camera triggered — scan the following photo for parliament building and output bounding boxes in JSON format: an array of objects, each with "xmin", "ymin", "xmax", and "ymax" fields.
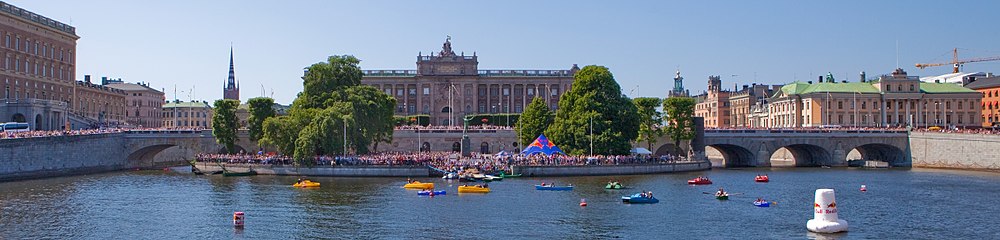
[{"xmin": 361, "ymin": 38, "xmax": 578, "ymax": 126}]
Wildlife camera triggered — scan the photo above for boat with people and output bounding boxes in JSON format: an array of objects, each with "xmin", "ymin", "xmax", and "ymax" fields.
[
  {"xmin": 605, "ymin": 181, "xmax": 624, "ymax": 189},
  {"xmin": 714, "ymin": 188, "xmax": 729, "ymax": 200},
  {"xmin": 417, "ymin": 190, "xmax": 447, "ymax": 196},
  {"xmin": 622, "ymin": 191, "xmax": 659, "ymax": 204},
  {"xmin": 688, "ymin": 176, "xmax": 712, "ymax": 185},
  {"xmin": 753, "ymin": 198, "xmax": 770, "ymax": 207},
  {"xmin": 293, "ymin": 179, "xmax": 321, "ymax": 188},
  {"xmin": 403, "ymin": 180, "xmax": 434, "ymax": 189},
  {"xmin": 535, "ymin": 183, "xmax": 574, "ymax": 191},
  {"xmin": 755, "ymin": 175, "xmax": 770, "ymax": 183},
  {"xmin": 458, "ymin": 185, "xmax": 490, "ymax": 193},
  {"xmin": 442, "ymin": 172, "xmax": 458, "ymax": 179}
]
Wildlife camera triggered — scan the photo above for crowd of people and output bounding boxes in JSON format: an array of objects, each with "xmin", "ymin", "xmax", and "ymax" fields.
[
  {"xmin": 196, "ymin": 150, "xmax": 692, "ymax": 175},
  {"xmin": 395, "ymin": 125, "xmax": 514, "ymax": 131},
  {"xmin": 0, "ymin": 128, "xmax": 126, "ymax": 139},
  {"xmin": 0, "ymin": 127, "xmax": 211, "ymax": 140}
]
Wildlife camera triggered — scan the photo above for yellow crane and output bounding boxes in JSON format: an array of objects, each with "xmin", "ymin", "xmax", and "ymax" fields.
[{"xmin": 915, "ymin": 48, "xmax": 1000, "ymax": 73}]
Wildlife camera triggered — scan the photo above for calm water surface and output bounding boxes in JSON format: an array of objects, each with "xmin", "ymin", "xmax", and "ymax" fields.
[{"xmin": 2, "ymin": 168, "xmax": 999, "ymax": 239}]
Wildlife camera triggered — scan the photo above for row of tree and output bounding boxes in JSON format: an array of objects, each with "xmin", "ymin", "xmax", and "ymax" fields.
[
  {"xmin": 515, "ymin": 65, "xmax": 696, "ymax": 155},
  {"xmin": 212, "ymin": 55, "xmax": 696, "ymax": 162}
]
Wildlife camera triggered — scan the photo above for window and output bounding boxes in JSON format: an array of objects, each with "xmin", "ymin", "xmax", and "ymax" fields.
[
  {"xmin": 527, "ymin": 88, "xmax": 534, "ymax": 95},
  {"xmin": 503, "ymin": 88, "xmax": 509, "ymax": 96},
  {"xmin": 897, "ymin": 85, "xmax": 902, "ymax": 91},
  {"xmin": 551, "ymin": 89, "xmax": 559, "ymax": 96},
  {"xmin": 910, "ymin": 85, "xmax": 914, "ymax": 91},
  {"xmin": 384, "ymin": 88, "xmax": 391, "ymax": 95},
  {"xmin": 838, "ymin": 101, "xmax": 843, "ymax": 109},
  {"xmin": 423, "ymin": 87, "xmax": 430, "ymax": 95},
  {"xmin": 408, "ymin": 88, "xmax": 416, "ymax": 95},
  {"xmin": 396, "ymin": 89, "xmax": 403, "ymax": 96}
]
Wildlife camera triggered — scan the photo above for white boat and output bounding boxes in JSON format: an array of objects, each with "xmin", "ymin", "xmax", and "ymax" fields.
[{"xmin": 442, "ymin": 173, "xmax": 458, "ymax": 179}]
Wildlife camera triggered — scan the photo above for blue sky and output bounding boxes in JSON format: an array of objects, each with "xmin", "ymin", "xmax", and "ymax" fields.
[{"xmin": 13, "ymin": 0, "xmax": 1000, "ymax": 104}]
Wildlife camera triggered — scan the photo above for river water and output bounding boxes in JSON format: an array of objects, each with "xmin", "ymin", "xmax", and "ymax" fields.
[{"xmin": 1, "ymin": 167, "xmax": 998, "ymax": 239}]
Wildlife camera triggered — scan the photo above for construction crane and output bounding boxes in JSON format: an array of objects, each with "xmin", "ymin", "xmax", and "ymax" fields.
[{"xmin": 915, "ymin": 48, "xmax": 1000, "ymax": 73}]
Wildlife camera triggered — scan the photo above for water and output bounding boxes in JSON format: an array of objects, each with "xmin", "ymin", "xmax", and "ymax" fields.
[{"xmin": 2, "ymin": 168, "xmax": 999, "ymax": 239}]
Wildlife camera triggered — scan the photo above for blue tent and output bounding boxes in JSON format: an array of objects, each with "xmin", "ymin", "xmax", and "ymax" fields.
[{"xmin": 520, "ymin": 134, "xmax": 566, "ymax": 156}]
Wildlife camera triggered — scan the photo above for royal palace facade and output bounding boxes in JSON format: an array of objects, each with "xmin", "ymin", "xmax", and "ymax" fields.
[{"xmin": 361, "ymin": 38, "xmax": 578, "ymax": 126}]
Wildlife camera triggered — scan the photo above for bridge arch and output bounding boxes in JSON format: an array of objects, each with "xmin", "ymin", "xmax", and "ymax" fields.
[
  {"xmin": 707, "ymin": 144, "xmax": 756, "ymax": 167},
  {"xmin": 126, "ymin": 144, "xmax": 178, "ymax": 168},
  {"xmin": 846, "ymin": 143, "xmax": 907, "ymax": 166},
  {"xmin": 771, "ymin": 144, "xmax": 832, "ymax": 167},
  {"xmin": 654, "ymin": 143, "xmax": 679, "ymax": 157}
]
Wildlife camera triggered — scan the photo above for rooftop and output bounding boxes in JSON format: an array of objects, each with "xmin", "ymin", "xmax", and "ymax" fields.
[
  {"xmin": 778, "ymin": 81, "xmax": 976, "ymax": 96},
  {"xmin": 106, "ymin": 82, "xmax": 162, "ymax": 93},
  {"xmin": 363, "ymin": 69, "xmax": 574, "ymax": 77},
  {"xmin": 0, "ymin": 1, "xmax": 76, "ymax": 36},
  {"xmin": 164, "ymin": 101, "xmax": 211, "ymax": 108},
  {"xmin": 964, "ymin": 76, "xmax": 1000, "ymax": 90}
]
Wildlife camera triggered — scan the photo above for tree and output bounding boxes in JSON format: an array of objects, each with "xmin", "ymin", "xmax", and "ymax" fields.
[
  {"xmin": 633, "ymin": 97, "xmax": 664, "ymax": 151},
  {"xmin": 516, "ymin": 97, "xmax": 553, "ymax": 148},
  {"xmin": 546, "ymin": 65, "xmax": 639, "ymax": 155},
  {"xmin": 270, "ymin": 54, "xmax": 396, "ymax": 165},
  {"xmin": 663, "ymin": 97, "xmax": 696, "ymax": 155},
  {"xmin": 247, "ymin": 97, "xmax": 276, "ymax": 144},
  {"xmin": 212, "ymin": 99, "xmax": 241, "ymax": 154}
]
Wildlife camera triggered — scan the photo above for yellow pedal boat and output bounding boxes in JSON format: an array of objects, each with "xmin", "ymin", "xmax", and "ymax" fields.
[
  {"xmin": 403, "ymin": 181, "xmax": 434, "ymax": 189},
  {"xmin": 293, "ymin": 180, "xmax": 321, "ymax": 188},
  {"xmin": 458, "ymin": 185, "xmax": 490, "ymax": 193}
]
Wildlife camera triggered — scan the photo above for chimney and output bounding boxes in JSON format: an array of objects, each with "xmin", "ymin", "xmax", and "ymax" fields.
[
  {"xmin": 860, "ymin": 71, "xmax": 867, "ymax": 83},
  {"xmin": 84, "ymin": 75, "xmax": 91, "ymax": 83},
  {"xmin": 808, "ymin": 81, "xmax": 813, "ymax": 84},
  {"xmin": 819, "ymin": 76, "xmax": 823, "ymax": 82}
]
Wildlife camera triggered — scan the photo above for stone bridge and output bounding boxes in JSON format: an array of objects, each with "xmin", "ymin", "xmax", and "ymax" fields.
[
  {"xmin": 123, "ymin": 130, "xmax": 256, "ymax": 168},
  {"xmin": 700, "ymin": 129, "xmax": 911, "ymax": 167}
]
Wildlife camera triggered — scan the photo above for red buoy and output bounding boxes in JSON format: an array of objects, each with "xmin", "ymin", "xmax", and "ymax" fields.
[{"xmin": 579, "ymin": 198, "xmax": 587, "ymax": 207}]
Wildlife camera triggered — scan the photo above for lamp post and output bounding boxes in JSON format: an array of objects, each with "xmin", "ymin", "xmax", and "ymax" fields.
[
  {"xmin": 935, "ymin": 102, "xmax": 941, "ymax": 126},
  {"xmin": 589, "ymin": 114, "xmax": 594, "ymax": 156}
]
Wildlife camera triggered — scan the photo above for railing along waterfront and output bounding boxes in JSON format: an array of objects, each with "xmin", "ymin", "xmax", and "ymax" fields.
[
  {"xmin": 704, "ymin": 128, "xmax": 909, "ymax": 134},
  {"xmin": 362, "ymin": 69, "xmax": 572, "ymax": 77}
]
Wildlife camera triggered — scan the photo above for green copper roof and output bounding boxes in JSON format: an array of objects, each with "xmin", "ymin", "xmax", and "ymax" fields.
[
  {"xmin": 779, "ymin": 82, "xmax": 879, "ymax": 95},
  {"xmin": 919, "ymin": 82, "xmax": 977, "ymax": 93}
]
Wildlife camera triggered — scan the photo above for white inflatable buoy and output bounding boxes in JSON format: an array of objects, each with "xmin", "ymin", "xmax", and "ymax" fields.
[{"xmin": 807, "ymin": 189, "xmax": 848, "ymax": 233}]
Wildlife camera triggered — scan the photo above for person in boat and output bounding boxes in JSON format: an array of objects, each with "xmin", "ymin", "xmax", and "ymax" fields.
[
  {"xmin": 716, "ymin": 188, "xmax": 727, "ymax": 196},
  {"xmin": 407, "ymin": 178, "xmax": 413, "ymax": 183},
  {"xmin": 296, "ymin": 178, "xmax": 303, "ymax": 184},
  {"xmin": 755, "ymin": 197, "xmax": 763, "ymax": 203},
  {"xmin": 647, "ymin": 191, "xmax": 653, "ymax": 198}
]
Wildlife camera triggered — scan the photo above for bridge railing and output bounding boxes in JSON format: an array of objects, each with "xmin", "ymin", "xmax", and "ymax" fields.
[{"xmin": 705, "ymin": 128, "xmax": 908, "ymax": 134}]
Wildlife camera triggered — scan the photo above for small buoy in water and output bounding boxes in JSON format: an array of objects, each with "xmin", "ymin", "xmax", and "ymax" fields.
[
  {"xmin": 860, "ymin": 185, "xmax": 867, "ymax": 192},
  {"xmin": 233, "ymin": 212, "xmax": 245, "ymax": 228},
  {"xmin": 579, "ymin": 198, "xmax": 587, "ymax": 207},
  {"xmin": 806, "ymin": 189, "xmax": 848, "ymax": 233}
]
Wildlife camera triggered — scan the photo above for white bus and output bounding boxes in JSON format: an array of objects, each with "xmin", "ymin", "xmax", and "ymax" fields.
[{"xmin": 2, "ymin": 122, "xmax": 30, "ymax": 132}]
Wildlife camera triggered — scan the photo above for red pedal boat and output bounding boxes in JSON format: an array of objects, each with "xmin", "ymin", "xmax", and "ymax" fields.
[
  {"xmin": 687, "ymin": 177, "xmax": 712, "ymax": 185},
  {"xmin": 755, "ymin": 175, "xmax": 769, "ymax": 183}
]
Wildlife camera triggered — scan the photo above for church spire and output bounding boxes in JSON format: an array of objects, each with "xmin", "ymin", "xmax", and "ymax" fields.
[{"xmin": 224, "ymin": 47, "xmax": 240, "ymax": 100}]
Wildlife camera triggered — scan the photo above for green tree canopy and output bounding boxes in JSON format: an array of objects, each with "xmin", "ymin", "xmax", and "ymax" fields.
[
  {"xmin": 546, "ymin": 65, "xmax": 639, "ymax": 155},
  {"xmin": 633, "ymin": 97, "xmax": 664, "ymax": 151},
  {"xmin": 663, "ymin": 97, "xmax": 696, "ymax": 155},
  {"xmin": 516, "ymin": 97, "xmax": 553, "ymax": 149},
  {"xmin": 261, "ymin": 55, "xmax": 395, "ymax": 166},
  {"xmin": 212, "ymin": 99, "xmax": 241, "ymax": 154},
  {"xmin": 247, "ymin": 97, "xmax": 276, "ymax": 143}
]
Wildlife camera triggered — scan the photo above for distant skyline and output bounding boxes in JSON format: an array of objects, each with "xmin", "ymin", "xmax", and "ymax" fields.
[{"xmin": 12, "ymin": 0, "xmax": 1000, "ymax": 104}]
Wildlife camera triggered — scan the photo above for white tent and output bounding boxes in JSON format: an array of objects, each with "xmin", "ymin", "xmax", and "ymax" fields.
[{"xmin": 630, "ymin": 147, "xmax": 653, "ymax": 155}]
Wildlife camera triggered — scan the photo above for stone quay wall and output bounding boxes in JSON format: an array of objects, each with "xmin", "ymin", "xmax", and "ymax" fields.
[
  {"xmin": 0, "ymin": 133, "xmax": 127, "ymax": 181},
  {"xmin": 513, "ymin": 162, "xmax": 711, "ymax": 177},
  {"xmin": 198, "ymin": 164, "xmax": 431, "ymax": 177},
  {"xmin": 910, "ymin": 132, "xmax": 1000, "ymax": 171}
]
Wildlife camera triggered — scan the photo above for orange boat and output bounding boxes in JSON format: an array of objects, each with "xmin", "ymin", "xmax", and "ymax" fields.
[
  {"xmin": 755, "ymin": 175, "xmax": 769, "ymax": 183},
  {"xmin": 687, "ymin": 177, "xmax": 712, "ymax": 185}
]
